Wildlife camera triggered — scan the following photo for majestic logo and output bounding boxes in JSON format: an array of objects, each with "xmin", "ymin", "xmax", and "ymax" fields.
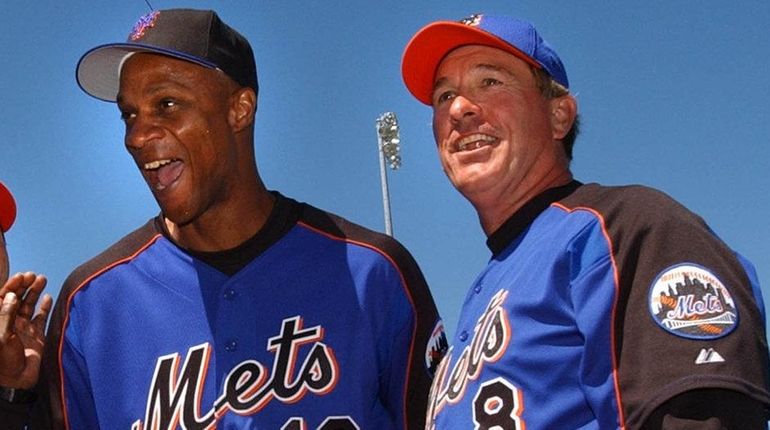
[
  {"xmin": 425, "ymin": 320, "xmax": 449, "ymax": 377},
  {"xmin": 131, "ymin": 316, "xmax": 338, "ymax": 430},
  {"xmin": 695, "ymin": 347, "xmax": 725, "ymax": 365},
  {"xmin": 130, "ymin": 10, "xmax": 160, "ymax": 41},
  {"xmin": 426, "ymin": 289, "xmax": 512, "ymax": 426},
  {"xmin": 459, "ymin": 14, "xmax": 482, "ymax": 27},
  {"xmin": 649, "ymin": 263, "xmax": 738, "ymax": 340}
]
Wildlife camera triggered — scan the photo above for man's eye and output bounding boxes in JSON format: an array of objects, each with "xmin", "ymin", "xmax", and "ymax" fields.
[
  {"xmin": 120, "ymin": 111, "xmax": 136, "ymax": 122},
  {"xmin": 160, "ymin": 99, "xmax": 177, "ymax": 109},
  {"xmin": 481, "ymin": 78, "xmax": 502, "ymax": 87},
  {"xmin": 433, "ymin": 90, "xmax": 455, "ymax": 105}
]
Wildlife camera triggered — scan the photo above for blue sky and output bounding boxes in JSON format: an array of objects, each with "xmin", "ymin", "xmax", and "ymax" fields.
[{"xmin": 1, "ymin": 1, "xmax": 769, "ymax": 340}]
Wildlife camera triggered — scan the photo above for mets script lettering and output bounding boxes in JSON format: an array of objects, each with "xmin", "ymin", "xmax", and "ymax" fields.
[
  {"xmin": 131, "ymin": 316, "xmax": 338, "ymax": 430},
  {"xmin": 667, "ymin": 293, "xmax": 724, "ymax": 319},
  {"xmin": 426, "ymin": 289, "xmax": 511, "ymax": 425}
]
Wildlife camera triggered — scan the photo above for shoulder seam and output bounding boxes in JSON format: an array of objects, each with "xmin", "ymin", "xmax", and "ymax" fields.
[
  {"xmin": 57, "ymin": 233, "xmax": 163, "ymax": 429},
  {"xmin": 551, "ymin": 201, "xmax": 627, "ymax": 427},
  {"xmin": 295, "ymin": 220, "xmax": 420, "ymax": 429}
]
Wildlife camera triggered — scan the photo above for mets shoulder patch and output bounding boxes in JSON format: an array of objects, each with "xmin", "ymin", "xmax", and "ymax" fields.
[{"xmin": 648, "ymin": 263, "xmax": 738, "ymax": 340}]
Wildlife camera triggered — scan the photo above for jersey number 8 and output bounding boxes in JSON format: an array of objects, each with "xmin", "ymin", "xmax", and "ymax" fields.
[{"xmin": 472, "ymin": 377, "xmax": 524, "ymax": 430}]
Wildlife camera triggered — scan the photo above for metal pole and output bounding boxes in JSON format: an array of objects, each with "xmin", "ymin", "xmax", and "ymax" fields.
[
  {"xmin": 375, "ymin": 112, "xmax": 401, "ymax": 237},
  {"xmin": 377, "ymin": 134, "xmax": 393, "ymax": 236}
]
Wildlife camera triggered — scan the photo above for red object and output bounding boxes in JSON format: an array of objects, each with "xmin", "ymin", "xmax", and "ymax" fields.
[{"xmin": 0, "ymin": 181, "xmax": 17, "ymax": 232}]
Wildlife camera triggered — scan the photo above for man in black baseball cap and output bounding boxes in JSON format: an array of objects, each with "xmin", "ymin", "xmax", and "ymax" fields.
[
  {"xmin": 76, "ymin": 8, "xmax": 258, "ymax": 102},
  {"xmin": 2, "ymin": 8, "xmax": 443, "ymax": 429}
]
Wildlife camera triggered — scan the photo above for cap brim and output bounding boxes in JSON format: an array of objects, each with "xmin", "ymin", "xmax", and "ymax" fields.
[
  {"xmin": 0, "ymin": 182, "xmax": 17, "ymax": 233},
  {"xmin": 76, "ymin": 43, "xmax": 219, "ymax": 102},
  {"xmin": 402, "ymin": 21, "xmax": 540, "ymax": 105}
]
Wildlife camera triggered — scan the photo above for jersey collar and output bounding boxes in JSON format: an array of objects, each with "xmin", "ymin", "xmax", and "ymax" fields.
[{"xmin": 486, "ymin": 180, "xmax": 582, "ymax": 256}]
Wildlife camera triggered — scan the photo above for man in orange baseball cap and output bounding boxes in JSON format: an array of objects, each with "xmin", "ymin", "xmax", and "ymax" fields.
[
  {"xmin": 0, "ymin": 181, "xmax": 19, "ymax": 294},
  {"xmin": 402, "ymin": 13, "xmax": 770, "ymax": 429},
  {"xmin": 0, "ymin": 181, "xmax": 51, "ymax": 416},
  {"xmin": 0, "ymin": 182, "xmax": 16, "ymax": 236}
]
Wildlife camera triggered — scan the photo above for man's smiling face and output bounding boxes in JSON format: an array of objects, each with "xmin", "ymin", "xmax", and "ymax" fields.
[
  {"xmin": 117, "ymin": 53, "xmax": 242, "ymax": 226},
  {"xmin": 431, "ymin": 45, "xmax": 562, "ymax": 207}
]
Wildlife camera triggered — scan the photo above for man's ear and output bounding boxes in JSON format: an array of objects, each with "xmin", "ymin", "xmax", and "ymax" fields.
[
  {"xmin": 228, "ymin": 87, "xmax": 257, "ymax": 132},
  {"xmin": 550, "ymin": 95, "xmax": 577, "ymax": 140}
]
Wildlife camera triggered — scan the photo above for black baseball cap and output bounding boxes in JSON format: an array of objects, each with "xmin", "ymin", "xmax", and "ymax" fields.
[{"xmin": 76, "ymin": 8, "xmax": 258, "ymax": 102}]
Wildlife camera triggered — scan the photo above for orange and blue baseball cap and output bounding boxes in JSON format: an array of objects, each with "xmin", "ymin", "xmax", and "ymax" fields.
[
  {"xmin": 402, "ymin": 14, "xmax": 569, "ymax": 105},
  {"xmin": 0, "ymin": 182, "xmax": 17, "ymax": 233}
]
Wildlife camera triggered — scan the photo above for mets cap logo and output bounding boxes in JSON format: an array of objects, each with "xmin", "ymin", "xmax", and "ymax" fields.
[
  {"xmin": 649, "ymin": 263, "xmax": 738, "ymax": 340},
  {"xmin": 459, "ymin": 14, "xmax": 483, "ymax": 27},
  {"xmin": 130, "ymin": 10, "xmax": 160, "ymax": 41}
]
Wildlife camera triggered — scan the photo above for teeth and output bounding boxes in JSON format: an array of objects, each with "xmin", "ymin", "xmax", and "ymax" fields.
[
  {"xmin": 457, "ymin": 134, "xmax": 495, "ymax": 151},
  {"xmin": 144, "ymin": 159, "xmax": 173, "ymax": 170}
]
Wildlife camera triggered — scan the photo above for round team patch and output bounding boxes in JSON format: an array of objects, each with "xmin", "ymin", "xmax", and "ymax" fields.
[{"xmin": 649, "ymin": 263, "xmax": 738, "ymax": 340}]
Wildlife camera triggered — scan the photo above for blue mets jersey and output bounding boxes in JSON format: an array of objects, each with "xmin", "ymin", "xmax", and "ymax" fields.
[
  {"xmin": 426, "ymin": 181, "xmax": 770, "ymax": 429},
  {"xmin": 34, "ymin": 194, "xmax": 446, "ymax": 429}
]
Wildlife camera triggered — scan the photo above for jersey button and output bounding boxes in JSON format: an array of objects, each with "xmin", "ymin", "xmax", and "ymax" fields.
[
  {"xmin": 473, "ymin": 284, "xmax": 482, "ymax": 293},
  {"xmin": 459, "ymin": 330, "xmax": 469, "ymax": 342},
  {"xmin": 223, "ymin": 288, "xmax": 237, "ymax": 300},
  {"xmin": 225, "ymin": 339, "xmax": 238, "ymax": 352}
]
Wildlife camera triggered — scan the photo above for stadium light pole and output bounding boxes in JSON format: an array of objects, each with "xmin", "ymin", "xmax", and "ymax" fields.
[{"xmin": 375, "ymin": 112, "xmax": 402, "ymax": 237}]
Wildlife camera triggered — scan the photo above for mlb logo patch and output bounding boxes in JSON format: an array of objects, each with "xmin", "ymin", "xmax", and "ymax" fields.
[
  {"xmin": 649, "ymin": 263, "xmax": 738, "ymax": 340},
  {"xmin": 425, "ymin": 320, "xmax": 448, "ymax": 377}
]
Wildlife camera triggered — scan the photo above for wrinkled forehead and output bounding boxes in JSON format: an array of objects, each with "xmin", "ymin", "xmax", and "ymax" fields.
[
  {"xmin": 437, "ymin": 44, "xmax": 533, "ymax": 70},
  {"xmin": 117, "ymin": 52, "xmax": 235, "ymax": 97},
  {"xmin": 119, "ymin": 52, "xmax": 211, "ymax": 79},
  {"xmin": 433, "ymin": 45, "xmax": 536, "ymax": 87}
]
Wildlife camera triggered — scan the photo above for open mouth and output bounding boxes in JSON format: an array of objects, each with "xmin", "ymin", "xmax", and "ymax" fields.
[
  {"xmin": 456, "ymin": 134, "xmax": 496, "ymax": 152},
  {"xmin": 144, "ymin": 159, "xmax": 183, "ymax": 191}
]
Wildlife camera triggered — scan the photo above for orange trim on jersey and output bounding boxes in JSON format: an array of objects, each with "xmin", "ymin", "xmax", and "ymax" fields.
[
  {"xmin": 551, "ymin": 203, "xmax": 627, "ymax": 430},
  {"xmin": 58, "ymin": 233, "xmax": 164, "ymax": 430},
  {"xmin": 515, "ymin": 384, "xmax": 526, "ymax": 430},
  {"xmin": 296, "ymin": 220, "xmax": 419, "ymax": 430}
]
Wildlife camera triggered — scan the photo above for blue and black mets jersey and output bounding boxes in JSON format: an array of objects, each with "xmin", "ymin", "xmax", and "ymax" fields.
[
  {"xmin": 426, "ymin": 181, "xmax": 770, "ymax": 429},
  {"xmin": 32, "ymin": 193, "xmax": 445, "ymax": 430}
]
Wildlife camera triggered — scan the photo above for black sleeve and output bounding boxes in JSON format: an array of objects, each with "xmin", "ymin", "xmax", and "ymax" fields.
[
  {"xmin": 0, "ymin": 399, "xmax": 32, "ymax": 429},
  {"xmin": 642, "ymin": 389, "xmax": 769, "ymax": 429},
  {"xmin": 565, "ymin": 185, "xmax": 770, "ymax": 428}
]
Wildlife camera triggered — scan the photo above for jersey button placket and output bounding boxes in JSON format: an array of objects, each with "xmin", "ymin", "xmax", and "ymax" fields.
[
  {"xmin": 223, "ymin": 288, "xmax": 239, "ymax": 352},
  {"xmin": 225, "ymin": 339, "xmax": 238, "ymax": 352},
  {"xmin": 460, "ymin": 283, "xmax": 482, "ymax": 343},
  {"xmin": 223, "ymin": 288, "xmax": 238, "ymax": 300}
]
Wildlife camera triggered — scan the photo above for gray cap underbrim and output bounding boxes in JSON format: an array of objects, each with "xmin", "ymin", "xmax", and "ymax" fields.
[{"xmin": 76, "ymin": 43, "xmax": 218, "ymax": 102}]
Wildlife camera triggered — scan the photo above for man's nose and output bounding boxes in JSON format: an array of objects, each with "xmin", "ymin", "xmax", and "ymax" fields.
[
  {"xmin": 125, "ymin": 115, "xmax": 163, "ymax": 150},
  {"xmin": 448, "ymin": 94, "xmax": 481, "ymax": 124}
]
